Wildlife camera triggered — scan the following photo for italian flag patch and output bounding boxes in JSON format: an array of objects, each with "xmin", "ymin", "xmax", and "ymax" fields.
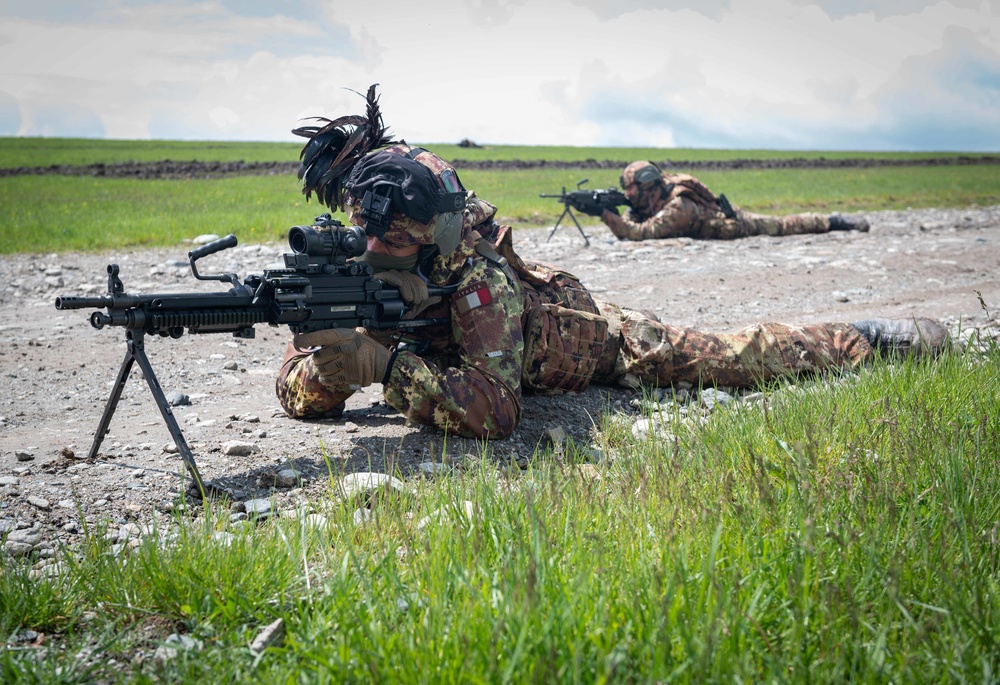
[{"xmin": 454, "ymin": 280, "xmax": 494, "ymax": 315}]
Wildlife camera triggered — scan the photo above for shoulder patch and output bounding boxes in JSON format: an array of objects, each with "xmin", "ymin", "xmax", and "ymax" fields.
[{"xmin": 454, "ymin": 280, "xmax": 495, "ymax": 315}]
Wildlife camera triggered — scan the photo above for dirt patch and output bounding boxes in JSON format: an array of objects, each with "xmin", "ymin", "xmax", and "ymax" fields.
[{"xmin": 1, "ymin": 204, "xmax": 999, "ymax": 557}]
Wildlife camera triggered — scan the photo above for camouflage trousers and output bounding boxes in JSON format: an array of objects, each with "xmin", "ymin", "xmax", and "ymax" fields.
[
  {"xmin": 593, "ymin": 302, "xmax": 873, "ymax": 389},
  {"xmin": 701, "ymin": 206, "xmax": 831, "ymax": 240}
]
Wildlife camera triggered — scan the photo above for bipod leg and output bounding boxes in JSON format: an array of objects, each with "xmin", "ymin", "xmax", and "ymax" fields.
[
  {"xmin": 89, "ymin": 332, "xmax": 225, "ymax": 500},
  {"xmin": 87, "ymin": 335, "xmax": 138, "ymax": 460},
  {"xmin": 546, "ymin": 205, "xmax": 570, "ymax": 243},
  {"xmin": 565, "ymin": 207, "xmax": 590, "ymax": 247},
  {"xmin": 127, "ymin": 333, "xmax": 220, "ymax": 499}
]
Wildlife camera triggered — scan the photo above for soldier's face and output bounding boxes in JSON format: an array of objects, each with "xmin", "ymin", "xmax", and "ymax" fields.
[
  {"xmin": 623, "ymin": 182, "xmax": 643, "ymax": 204},
  {"xmin": 366, "ymin": 236, "xmax": 421, "ymax": 257}
]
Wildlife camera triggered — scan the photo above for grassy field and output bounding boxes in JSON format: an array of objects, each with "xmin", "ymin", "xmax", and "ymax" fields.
[
  {"xmin": 2, "ymin": 138, "xmax": 1000, "ymax": 682},
  {"xmin": 3, "ymin": 345, "xmax": 998, "ymax": 683},
  {"xmin": 2, "ymin": 137, "xmax": 999, "ymax": 254}
]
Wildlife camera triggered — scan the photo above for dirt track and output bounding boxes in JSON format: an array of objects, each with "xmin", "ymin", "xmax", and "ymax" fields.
[
  {"xmin": 1, "ymin": 203, "xmax": 999, "ymax": 560},
  {"xmin": 2, "ymin": 155, "xmax": 998, "ymax": 179}
]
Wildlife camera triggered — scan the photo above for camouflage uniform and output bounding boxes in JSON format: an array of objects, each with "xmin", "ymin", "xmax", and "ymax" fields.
[
  {"xmin": 603, "ymin": 165, "xmax": 832, "ymax": 241},
  {"xmin": 277, "ymin": 193, "xmax": 875, "ymax": 440}
]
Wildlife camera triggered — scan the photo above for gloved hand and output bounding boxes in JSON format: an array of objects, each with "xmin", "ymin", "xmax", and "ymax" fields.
[
  {"xmin": 374, "ymin": 270, "xmax": 442, "ymax": 319},
  {"xmin": 294, "ymin": 328, "xmax": 390, "ymax": 388}
]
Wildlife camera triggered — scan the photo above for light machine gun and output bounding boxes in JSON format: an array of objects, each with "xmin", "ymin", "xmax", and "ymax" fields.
[
  {"xmin": 55, "ymin": 214, "xmax": 453, "ymax": 497},
  {"xmin": 540, "ymin": 179, "xmax": 630, "ymax": 246}
]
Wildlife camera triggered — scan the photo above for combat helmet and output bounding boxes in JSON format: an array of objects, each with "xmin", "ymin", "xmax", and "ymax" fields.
[
  {"xmin": 342, "ymin": 144, "xmax": 468, "ymax": 255},
  {"xmin": 620, "ymin": 160, "xmax": 663, "ymax": 190},
  {"xmin": 620, "ymin": 160, "xmax": 666, "ymax": 213},
  {"xmin": 291, "ymin": 84, "xmax": 468, "ymax": 256}
]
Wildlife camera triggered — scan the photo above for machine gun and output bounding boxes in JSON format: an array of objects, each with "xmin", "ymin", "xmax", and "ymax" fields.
[
  {"xmin": 55, "ymin": 214, "xmax": 454, "ymax": 497},
  {"xmin": 540, "ymin": 179, "xmax": 630, "ymax": 246}
]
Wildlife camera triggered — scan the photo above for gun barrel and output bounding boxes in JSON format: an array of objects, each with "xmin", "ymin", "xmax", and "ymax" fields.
[{"xmin": 54, "ymin": 295, "xmax": 115, "ymax": 310}]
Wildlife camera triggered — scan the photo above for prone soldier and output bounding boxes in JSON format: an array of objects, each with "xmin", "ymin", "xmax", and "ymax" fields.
[
  {"xmin": 276, "ymin": 89, "xmax": 947, "ymax": 440},
  {"xmin": 601, "ymin": 160, "xmax": 871, "ymax": 241}
]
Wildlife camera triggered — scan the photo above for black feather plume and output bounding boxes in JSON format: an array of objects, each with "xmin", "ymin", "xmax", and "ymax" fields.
[{"xmin": 292, "ymin": 84, "xmax": 396, "ymax": 209}]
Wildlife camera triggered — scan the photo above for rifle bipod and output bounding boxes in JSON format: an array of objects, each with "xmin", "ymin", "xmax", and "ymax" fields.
[
  {"xmin": 86, "ymin": 330, "xmax": 229, "ymax": 500},
  {"xmin": 546, "ymin": 204, "xmax": 590, "ymax": 246}
]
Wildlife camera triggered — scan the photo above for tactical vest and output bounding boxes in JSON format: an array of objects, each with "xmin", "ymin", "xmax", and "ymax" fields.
[{"xmin": 479, "ymin": 224, "xmax": 609, "ymax": 395}]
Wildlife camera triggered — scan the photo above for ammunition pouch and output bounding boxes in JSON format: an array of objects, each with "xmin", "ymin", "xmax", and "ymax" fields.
[{"xmin": 521, "ymin": 303, "xmax": 608, "ymax": 394}]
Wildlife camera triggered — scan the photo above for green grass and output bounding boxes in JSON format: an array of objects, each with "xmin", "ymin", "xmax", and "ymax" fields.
[
  {"xmin": 3, "ymin": 341, "xmax": 999, "ymax": 683},
  {"xmin": 4, "ymin": 164, "xmax": 1000, "ymax": 254},
  {"xmin": 0, "ymin": 138, "xmax": 303, "ymax": 168},
  {"xmin": 1, "ymin": 137, "xmax": 994, "ymax": 169}
]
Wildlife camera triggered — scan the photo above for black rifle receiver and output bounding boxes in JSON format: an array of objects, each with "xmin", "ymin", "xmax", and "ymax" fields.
[{"xmin": 539, "ymin": 179, "xmax": 630, "ymax": 245}]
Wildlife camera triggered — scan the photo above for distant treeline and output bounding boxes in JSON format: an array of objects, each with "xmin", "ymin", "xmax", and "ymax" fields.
[{"xmin": 1, "ymin": 155, "xmax": 998, "ymax": 179}]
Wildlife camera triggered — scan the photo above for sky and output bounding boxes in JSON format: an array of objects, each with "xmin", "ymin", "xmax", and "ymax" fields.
[{"xmin": 1, "ymin": 0, "xmax": 999, "ymax": 151}]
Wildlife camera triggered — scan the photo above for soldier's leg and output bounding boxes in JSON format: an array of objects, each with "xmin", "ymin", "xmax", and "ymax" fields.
[
  {"xmin": 614, "ymin": 308, "xmax": 872, "ymax": 388},
  {"xmin": 733, "ymin": 208, "xmax": 831, "ymax": 237},
  {"xmin": 275, "ymin": 341, "xmax": 353, "ymax": 418}
]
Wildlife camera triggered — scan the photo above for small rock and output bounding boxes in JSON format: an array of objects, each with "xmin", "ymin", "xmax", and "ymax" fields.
[
  {"xmin": 27, "ymin": 496, "xmax": 51, "ymax": 511},
  {"xmin": 154, "ymin": 634, "xmax": 203, "ymax": 663},
  {"xmin": 249, "ymin": 618, "xmax": 285, "ymax": 654},
  {"xmin": 337, "ymin": 472, "xmax": 412, "ymax": 506},
  {"xmin": 416, "ymin": 500, "xmax": 477, "ymax": 530},
  {"xmin": 167, "ymin": 392, "xmax": 190, "ymax": 407},
  {"xmin": 223, "ymin": 361, "xmax": 239, "ymax": 371},
  {"xmin": 212, "ymin": 531, "xmax": 235, "ymax": 546},
  {"xmin": 8, "ymin": 528, "xmax": 43, "ymax": 546},
  {"xmin": 243, "ymin": 499, "xmax": 272, "ymax": 517},
  {"xmin": 573, "ymin": 464, "xmax": 602, "ymax": 481},
  {"xmin": 631, "ymin": 418, "xmax": 673, "ymax": 442},
  {"xmin": 699, "ymin": 388, "xmax": 733, "ymax": 411},
  {"xmin": 15, "ymin": 451, "xmax": 34, "ymax": 462},
  {"xmin": 4, "ymin": 541, "xmax": 34, "ymax": 558},
  {"xmin": 418, "ymin": 462, "xmax": 451, "ymax": 476},
  {"xmin": 222, "ymin": 441, "xmax": 258, "ymax": 457},
  {"xmin": 0, "ymin": 476, "xmax": 19, "ymax": 486},
  {"xmin": 275, "ymin": 469, "xmax": 300, "ymax": 487},
  {"xmin": 353, "ymin": 507, "xmax": 373, "ymax": 525}
]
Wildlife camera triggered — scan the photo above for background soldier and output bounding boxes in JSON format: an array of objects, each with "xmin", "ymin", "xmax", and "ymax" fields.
[
  {"xmin": 601, "ymin": 160, "xmax": 870, "ymax": 241},
  {"xmin": 277, "ymin": 88, "xmax": 947, "ymax": 440}
]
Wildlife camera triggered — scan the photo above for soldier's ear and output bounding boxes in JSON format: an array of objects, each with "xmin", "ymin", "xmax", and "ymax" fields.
[{"xmin": 634, "ymin": 165, "xmax": 661, "ymax": 185}]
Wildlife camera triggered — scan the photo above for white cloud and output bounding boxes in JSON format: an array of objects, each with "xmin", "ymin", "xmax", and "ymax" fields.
[{"xmin": 0, "ymin": 0, "xmax": 997, "ymax": 150}]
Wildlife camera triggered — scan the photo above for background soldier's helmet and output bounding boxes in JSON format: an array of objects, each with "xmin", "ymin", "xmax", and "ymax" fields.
[
  {"xmin": 620, "ymin": 161, "xmax": 665, "ymax": 209},
  {"xmin": 620, "ymin": 161, "xmax": 663, "ymax": 189}
]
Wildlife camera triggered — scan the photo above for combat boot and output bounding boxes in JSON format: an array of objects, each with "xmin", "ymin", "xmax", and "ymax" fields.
[
  {"xmin": 828, "ymin": 213, "xmax": 870, "ymax": 232},
  {"xmin": 850, "ymin": 317, "xmax": 950, "ymax": 358}
]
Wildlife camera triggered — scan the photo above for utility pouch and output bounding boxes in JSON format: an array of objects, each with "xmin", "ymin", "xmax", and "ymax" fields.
[{"xmin": 521, "ymin": 303, "xmax": 608, "ymax": 394}]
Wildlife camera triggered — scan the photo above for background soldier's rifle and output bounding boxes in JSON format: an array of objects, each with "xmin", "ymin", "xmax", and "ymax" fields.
[
  {"xmin": 539, "ymin": 179, "xmax": 630, "ymax": 246},
  {"xmin": 55, "ymin": 214, "xmax": 454, "ymax": 498}
]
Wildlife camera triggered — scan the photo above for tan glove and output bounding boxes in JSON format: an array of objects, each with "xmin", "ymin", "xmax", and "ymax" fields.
[
  {"xmin": 294, "ymin": 328, "xmax": 390, "ymax": 388},
  {"xmin": 374, "ymin": 270, "xmax": 442, "ymax": 319}
]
